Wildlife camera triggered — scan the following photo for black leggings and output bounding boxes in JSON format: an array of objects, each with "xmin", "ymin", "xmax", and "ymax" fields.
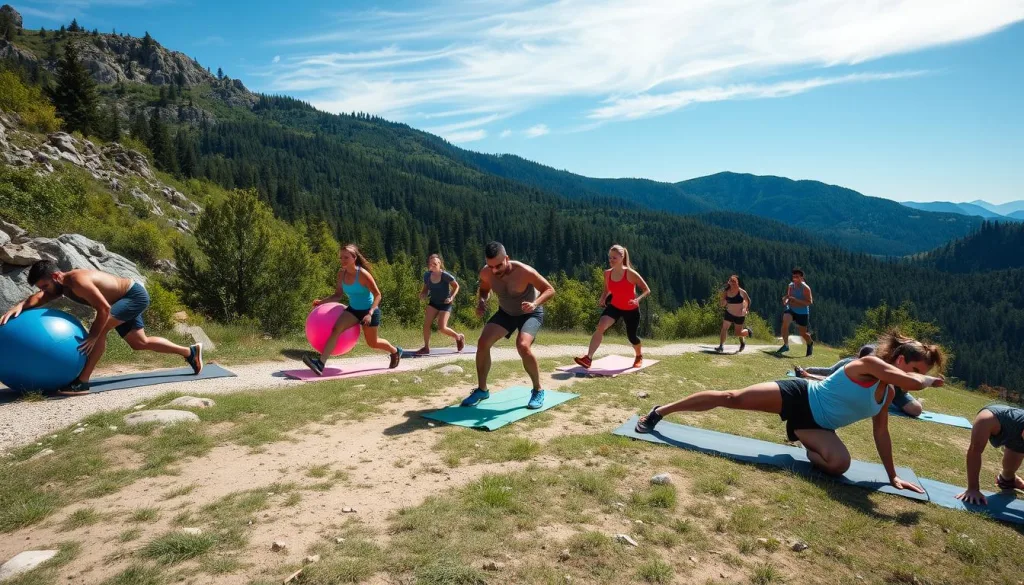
[{"xmin": 603, "ymin": 305, "xmax": 642, "ymax": 346}]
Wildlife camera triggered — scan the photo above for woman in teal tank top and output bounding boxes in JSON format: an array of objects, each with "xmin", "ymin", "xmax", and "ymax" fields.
[
  {"xmin": 302, "ymin": 244, "xmax": 403, "ymax": 376},
  {"xmin": 635, "ymin": 331, "xmax": 945, "ymax": 491}
]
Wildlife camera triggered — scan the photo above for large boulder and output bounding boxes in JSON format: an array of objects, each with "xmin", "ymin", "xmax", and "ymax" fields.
[
  {"xmin": 0, "ymin": 220, "xmax": 26, "ymax": 242},
  {"xmin": 129, "ymin": 188, "xmax": 164, "ymax": 216},
  {"xmin": 101, "ymin": 143, "xmax": 154, "ymax": 180},
  {"xmin": 160, "ymin": 187, "xmax": 201, "ymax": 215},
  {"xmin": 27, "ymin": 235, "xmax": 145, "ymax": 283},
  {"xmin": 0, "ymin": 5, "xmax": 22, "ymax": 29},
  {"xmin": 0, "ymin": 243, "xmax": 42, "ymax": 266}
]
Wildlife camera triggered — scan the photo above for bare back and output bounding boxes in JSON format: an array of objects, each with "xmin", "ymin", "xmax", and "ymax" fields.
[{"xmin": 64, "ymin": 270, "xmax": 133, "ymax": 306}]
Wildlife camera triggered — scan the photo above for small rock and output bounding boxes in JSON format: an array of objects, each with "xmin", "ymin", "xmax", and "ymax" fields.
[
  {"xmin": 481, "ymin": 560, "xmax": 504, "ymax": 571},
  {"xmin": 615, "ymin": 534, "xmax": 639, "ymax": 547},
  {"xmin": 72, "ymin": 428, "xmax": 86, "ymax": 435},
  {"xmin": 29, "ymin": 449, "xmax": 55, "ymax": 461},
  {"xmin": 757, "ymin": 538, "xmax": 769, "ymax": 545},
  {"xmin": 650, "ymin": 473, "xmax": 672, "ymax": 485},
  {"xmin": 124, "ymin": 410, "xmax": 200, "ymax": 426},
  {"xmin": 0, "ymin": 550, "xmax": 59, "ymax": 580},
  {"xmin": 427, "ymin": 422, "xmax": 436, "ymax": 428},
  {"xmin": 164, "ymin": 396, "xmax": 216, "ymax": 409},
  {"xmin": 342, "ymin": 507, "xmax": 356, "ymax": 513},
  {"xmin": 636, "ymin": 391, "xmax": 649, "ymax": 398},
  {"xmin": 558, "ymin": 549, "xmax": 571, "ymax": 561},
  {"xmin": 688, "ymin": 556, "xmax": 697, "ymax": 565},
  {"xmin": 271, "ymin": 541, "xmax": 287, "ymax": 552},
  {"xmin": 107, "ymin": 426, "xmax": 117, "ymax": 431},
  {"xmin": 334, "ymin": 537, "xmax": 346, "ymax": 544},
  {"xmin": 133, "ymin": 404, "xmax": 147, "ymax": 410},
  {"xmin": 791, "ymin": 542, "xmax": 809, "ymax": 552},
  {"xmin": 438, "ymin": 365, "xmax": 464, "ymax": 375},
  {"xmin": 304, "ymin": 555, "xmax": 320, "ymax": 564},
  {"xmin": 413, "ymin": 376, "xmax": 423, "ymax": 384},
  {"xmin": 180, "ymin": 528, "xmax": 203, "ymax": 535},
  {"xmin": 723, "ymin": 496, "xmax": 737, "ymax": 502},
  {"xmin": 613, "ymin": 502, "xmax": 625, "ymax": 509},
  {"xmin": 634, "ymin": 520, "xmax": 643, "ymax": 525},
  {"xmin": 390, "ymin": 378, "xmax": 399, "ymax": 385},
  {"xmin": 173, "ymin": 311, "xmax": 188, "ymax": 322},
  {"xmin": 353, "ymin": 384, "xmax": 367, "ymax": 390}
]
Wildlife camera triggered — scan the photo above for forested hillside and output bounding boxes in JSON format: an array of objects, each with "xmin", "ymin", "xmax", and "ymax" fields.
[
  {"xmin": 917, "ymin": 221, "xmax": 1024, "ymax": 273},
  {"xmin": 445, "ymin": 150, "xmax": 982, "ymax": 256},
  {"xmin": 1, "ymin": 15, "xmax": 1023, "ymax": 390}
]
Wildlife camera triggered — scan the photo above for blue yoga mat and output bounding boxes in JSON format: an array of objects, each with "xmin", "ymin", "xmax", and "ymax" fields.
[
  {"xmin": 84, "ymin": 364, "xmax": 235, "ymax": 394},
  {"xmin": 888, "ymin": 406, "xmax": 973, "ymax": 429},
  {"xmin": 423, "ymin": 386, "xmax": 578, "ymax": 431},
  {"xmin": 919, "ymin": 478, "xmax": 1024, "ymax": 526},
  {"xmin": 784, "ymin": 371, "xmax": 972, "ymax": 430},
  {"xmin": 613, "ymin": 415, "xmax": 928, "ymax": 501}
]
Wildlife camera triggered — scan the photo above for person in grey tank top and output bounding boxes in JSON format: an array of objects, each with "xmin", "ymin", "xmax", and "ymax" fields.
[
  {"xmin": 459, "ymin": 242, "xmax": 556, "ymax": 411},
  {"xmin": 413, "ymin": 254, "xmax": 466, "ymax": 355},
  {"xmin": 957, "ymin": 404, "xmax": 1024, "ymax": 505}
]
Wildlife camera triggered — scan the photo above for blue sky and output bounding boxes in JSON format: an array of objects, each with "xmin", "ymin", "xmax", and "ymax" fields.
[{"xmin": 15, "ymin": 0, "xmax": 1024, "ymax": 204}]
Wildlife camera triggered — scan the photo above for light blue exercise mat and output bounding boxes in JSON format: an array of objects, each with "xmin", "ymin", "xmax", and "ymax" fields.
[
  {"xmin": 613, "ymin": 415, "xmax": 928, "ymax": 502},
  {"xmin": 918, "ymin": 478, "xmax": 1024, "ymax": 526},
  {"xmin": 85, "ymin": 364, "xmax": 236, "ymax": 393},
  {"xmin": 423, "ymin": 386, "xmax": 578, "ymax": 431}
]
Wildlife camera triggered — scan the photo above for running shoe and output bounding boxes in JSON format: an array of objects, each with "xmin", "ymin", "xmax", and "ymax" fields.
[
  {"xmin": 456, "ymin": 334, "xmax": 465, "ymax": 352},
  {"xmin": 185, "ymin": 343, "xmax": 204, "ymax": 375},
  {"xmin": 59, "ymin": 378, "xmax": 91, "ymax": 395},
  {"xmin": 715, "ymin": 345, "xmax": 724, "ymax": 353},
  {"xmin": 997, "ymin": 473, "xmax": 1019, "ymax": 491},
  {"xmin": 739, "ymin": 336, "xmax": 746, "ymax": 352},
  {"xmin": 777, "ymin": 345, "xmax": 790, "ymax": 354},
  {"xmin": 390, "ymin": 349, "xmax": 403, "ymax": 369},
  {"xmin": 573, "ymin": 355, "xmax": 593, "ymax": 369},
  {"xmin": 302, "ymin": 354, "xmax": 325, "ymax": 376},
  {"xmin": 635, "ymin": 405, "xmax": 663, "ymax": 434},
  {"xmin": 633, "ymin": 355, "xmax": 643, "ymax": 369},
  {"xmin": 806, "ymin": 342, "xmax": 814, "ymax": 357},
  {"xmin": 527, "ymin": 389, "xmax": 545, "ymax": 409},
  {"xmin": 460, "ymin": 388, "xmax": 490, "ymax": 407},
  {"xmin": 414, "ymin": 346, "xmax": 431, "ymax": 356}
]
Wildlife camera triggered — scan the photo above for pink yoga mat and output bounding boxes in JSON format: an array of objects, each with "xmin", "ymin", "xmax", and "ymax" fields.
[
  {"xmin": 282, "ymin": 363, "xmax": 411, "ymax": 381},
  {"xmin": 556, "ymin": 354, "xmax": 659, "ymax": 377},
  {"xmin": 401, "ymin": 346, "xmax": 477, "ymax": 358}
]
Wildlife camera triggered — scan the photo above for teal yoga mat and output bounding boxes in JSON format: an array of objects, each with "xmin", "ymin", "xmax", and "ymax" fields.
[
  {"xmin": 613, "ymin": 415, "xmax": 928, "ymax": 501},
  {"xmin": 918, "ymin": 478, "xmax": 1024, "ymax": 526},
  {"xmin": 423, "ymin": 386, "xmax": 578, "ymax": 431}
]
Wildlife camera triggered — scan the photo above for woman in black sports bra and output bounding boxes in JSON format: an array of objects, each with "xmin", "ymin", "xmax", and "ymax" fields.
[{"xmin": 717, "ymin": 274, "xmax": 752, "ymax": 353}]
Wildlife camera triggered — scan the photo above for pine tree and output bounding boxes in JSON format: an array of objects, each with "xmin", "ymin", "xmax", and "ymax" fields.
[
  {"xmin": 59, "ymin": 25, "xmax": 66, "ymax": 35},
  {"xmin": 69, "ymin": 19, "xmax": 80, "ymax": 33},
  {"xmin": 129, "ymin": 108, "xmax": 149, "ymax": 143},
  {"xmin": 217, "ymin": 67, "xmax": 223, "ymax": 80},
  {"xmin": 39, "ymin": 27, "xmax": 47, "ymax": 38},
  {"xmin": 148, "ymin": 110, "xmax": 178, "ymax": 174},
  {"xmin": 98, "ymin": 105, "xmax": 121, "ymax": 142},
  {"xmin": 49, "ymin": 41, "xmax": 98, "ymax": 136},
  {"xmin": 46, "ymin": 40, "xmax": 58, "ymax": 62}
]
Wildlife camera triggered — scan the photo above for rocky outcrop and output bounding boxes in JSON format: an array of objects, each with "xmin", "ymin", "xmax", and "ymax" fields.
[
  {"xmin": 0, "ymin": 5, "xmax": 22, "ymax": 30},
  {"xmin": 0, "ymin": 221, "xmax": 146, "ymax": 314}
]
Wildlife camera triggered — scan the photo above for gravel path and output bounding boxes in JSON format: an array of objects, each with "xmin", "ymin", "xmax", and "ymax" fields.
[{"xmin": 0, "ymin": 341, "xmax": 773, "ymax": 453}]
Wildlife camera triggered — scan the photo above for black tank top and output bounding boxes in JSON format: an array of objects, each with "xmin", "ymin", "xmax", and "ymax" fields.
[{"xmin": 725, "ymin": 290, "xmax": 744, "ymax": 305}]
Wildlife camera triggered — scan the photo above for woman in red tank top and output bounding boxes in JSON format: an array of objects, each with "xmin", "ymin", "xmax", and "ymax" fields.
[{"xmin": 574, "ymin": 245, "xmax": 651, "ymax": 369}]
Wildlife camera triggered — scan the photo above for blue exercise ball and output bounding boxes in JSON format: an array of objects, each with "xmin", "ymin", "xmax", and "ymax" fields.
[{"xmin": 0, "ymin": 308, "xmax": 87, "ymax": 392}]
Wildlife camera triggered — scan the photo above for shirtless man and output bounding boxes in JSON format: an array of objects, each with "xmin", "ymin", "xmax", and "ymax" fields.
[
  {"xmin": 459, "ymin": 242, "xmax": 555, "ymax": 410},
  {"xmin": 0, "ymin": 260, "xmax": 202, "ymax": 395}
]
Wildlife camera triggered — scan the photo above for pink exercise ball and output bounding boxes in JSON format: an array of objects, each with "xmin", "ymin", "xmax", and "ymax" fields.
[{"xmin": 305, "ymin": 303, "xmax": 360, "ymax": 356}]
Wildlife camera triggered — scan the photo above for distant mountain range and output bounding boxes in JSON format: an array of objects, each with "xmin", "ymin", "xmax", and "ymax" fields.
[{"xmin": 901, "ymin": 200, "xmax": 1024, "ymax": 221}]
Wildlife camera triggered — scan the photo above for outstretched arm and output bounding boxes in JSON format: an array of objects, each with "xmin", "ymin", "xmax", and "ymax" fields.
[
  {"xmin": 852, "ymin": 356, "xmax": 943, "ymax": 390},
  {"xmin": 1, "ymin": 289, "xmax": 60, "ymax": 325},
  {"xmin": 957, "ymin": 412, "xmax": 998, "ymax": 505},
  {"xmin": 872, "ymin": 400, "xmax": 924, "ymax": 493}
]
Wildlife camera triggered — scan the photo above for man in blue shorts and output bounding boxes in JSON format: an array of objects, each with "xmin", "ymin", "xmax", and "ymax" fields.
[
  {"xmin": 459, "ymin": 242, "xmax": 555, "ymax": 410},
  {"xmin": 778, "ymin": 268, "xmax": 814, "ymax": 356},
  {"xmin": 0, "ymin": 261, "xmax": 202, "ymax": 395}
]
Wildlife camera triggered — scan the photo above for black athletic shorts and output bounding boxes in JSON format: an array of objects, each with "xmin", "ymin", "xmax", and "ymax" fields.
[
  {"xmin": 602, "ymin": 304, "xmax": 642, "ymax": 345},
  {"xmin": 488, "ymin": 308, "xmax": 544, "ymax": 339},
  {"xmin": 428, "ymin": 302, "xmax": 453, "ymax": 313},
  {"xmin": 723, "ymin": 311, "xmax": 746, "ymax": 325},
  {"xmin": 784, "ymin": 309, "xmax": 809, "ymax": 328},
  {"xmin": 345, "ymin": 306, "xmax": 382, "ymax": 327},
  {"xmin": 777, "ymin": 378, "xmax": 832, "ymax": 442}
]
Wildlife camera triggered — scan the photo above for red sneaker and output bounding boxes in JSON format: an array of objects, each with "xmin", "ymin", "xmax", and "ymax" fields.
[
  {"xmin": 633, "ymin": 355, "xmax": 643, "ymax": 369},
  {"xmin": 573, "ymin": 355, "xmax": 592, "ymax": 369}
]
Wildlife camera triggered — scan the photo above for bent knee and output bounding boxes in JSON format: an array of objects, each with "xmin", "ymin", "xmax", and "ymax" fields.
[
  {"xmin": 515, "ymin": 342, "xmax": 533, "ymax": 355},
  {"xmin": 822, "ymin": 456, "xmax": 851, "ymax": 475},
  {"xmin": 127, "ymin": 338, "xmax": 148, "ymax": 350}
]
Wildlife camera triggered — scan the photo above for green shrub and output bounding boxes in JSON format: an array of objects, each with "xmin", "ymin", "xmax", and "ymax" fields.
[
  {"xmin": 146, "ymin": 279, "xmax": 182, "ymax": 332},
  {"xmin": 112, "ymin": 221, "xmax": 164, "ymax": 267},
  {"xmin": 0, "ymin": 68, "xmax": 62, "ymax": 132},
  {"xmin": 0, "ymin": 166, "xmax": 85, "ymax": 233}
]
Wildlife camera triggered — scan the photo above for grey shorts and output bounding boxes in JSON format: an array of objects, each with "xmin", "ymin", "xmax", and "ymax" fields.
[
  {"xmin": 110, "ymin": 282, "xmax": 149, "ymax": 337},
  {"xmin": 488, "ymin": 308, "xmax": 544, "ymax": 339}
]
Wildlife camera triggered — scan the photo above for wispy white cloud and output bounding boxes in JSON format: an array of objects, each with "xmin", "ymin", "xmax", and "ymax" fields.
[
  {"xmin": 500, "ymin": 129, "xmax": 512, "ymax": 138},
  {"xmin": 589, "ymin": 71, "xmax": 928, "ymax": 120},
  {"xmin": 445, "ymin": 129, "xmax": 488, "ymax": 143},
  {"xmin": 266, "ymin": 0, "xmax": 1024, "ymax": 135},
  {"xmin": 272, "ymin": 55, "xmax": 281, "ymax": 64},
  {"xmin": 524, "ymin": 123, "xmax": 549, "ymax": 138}
]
